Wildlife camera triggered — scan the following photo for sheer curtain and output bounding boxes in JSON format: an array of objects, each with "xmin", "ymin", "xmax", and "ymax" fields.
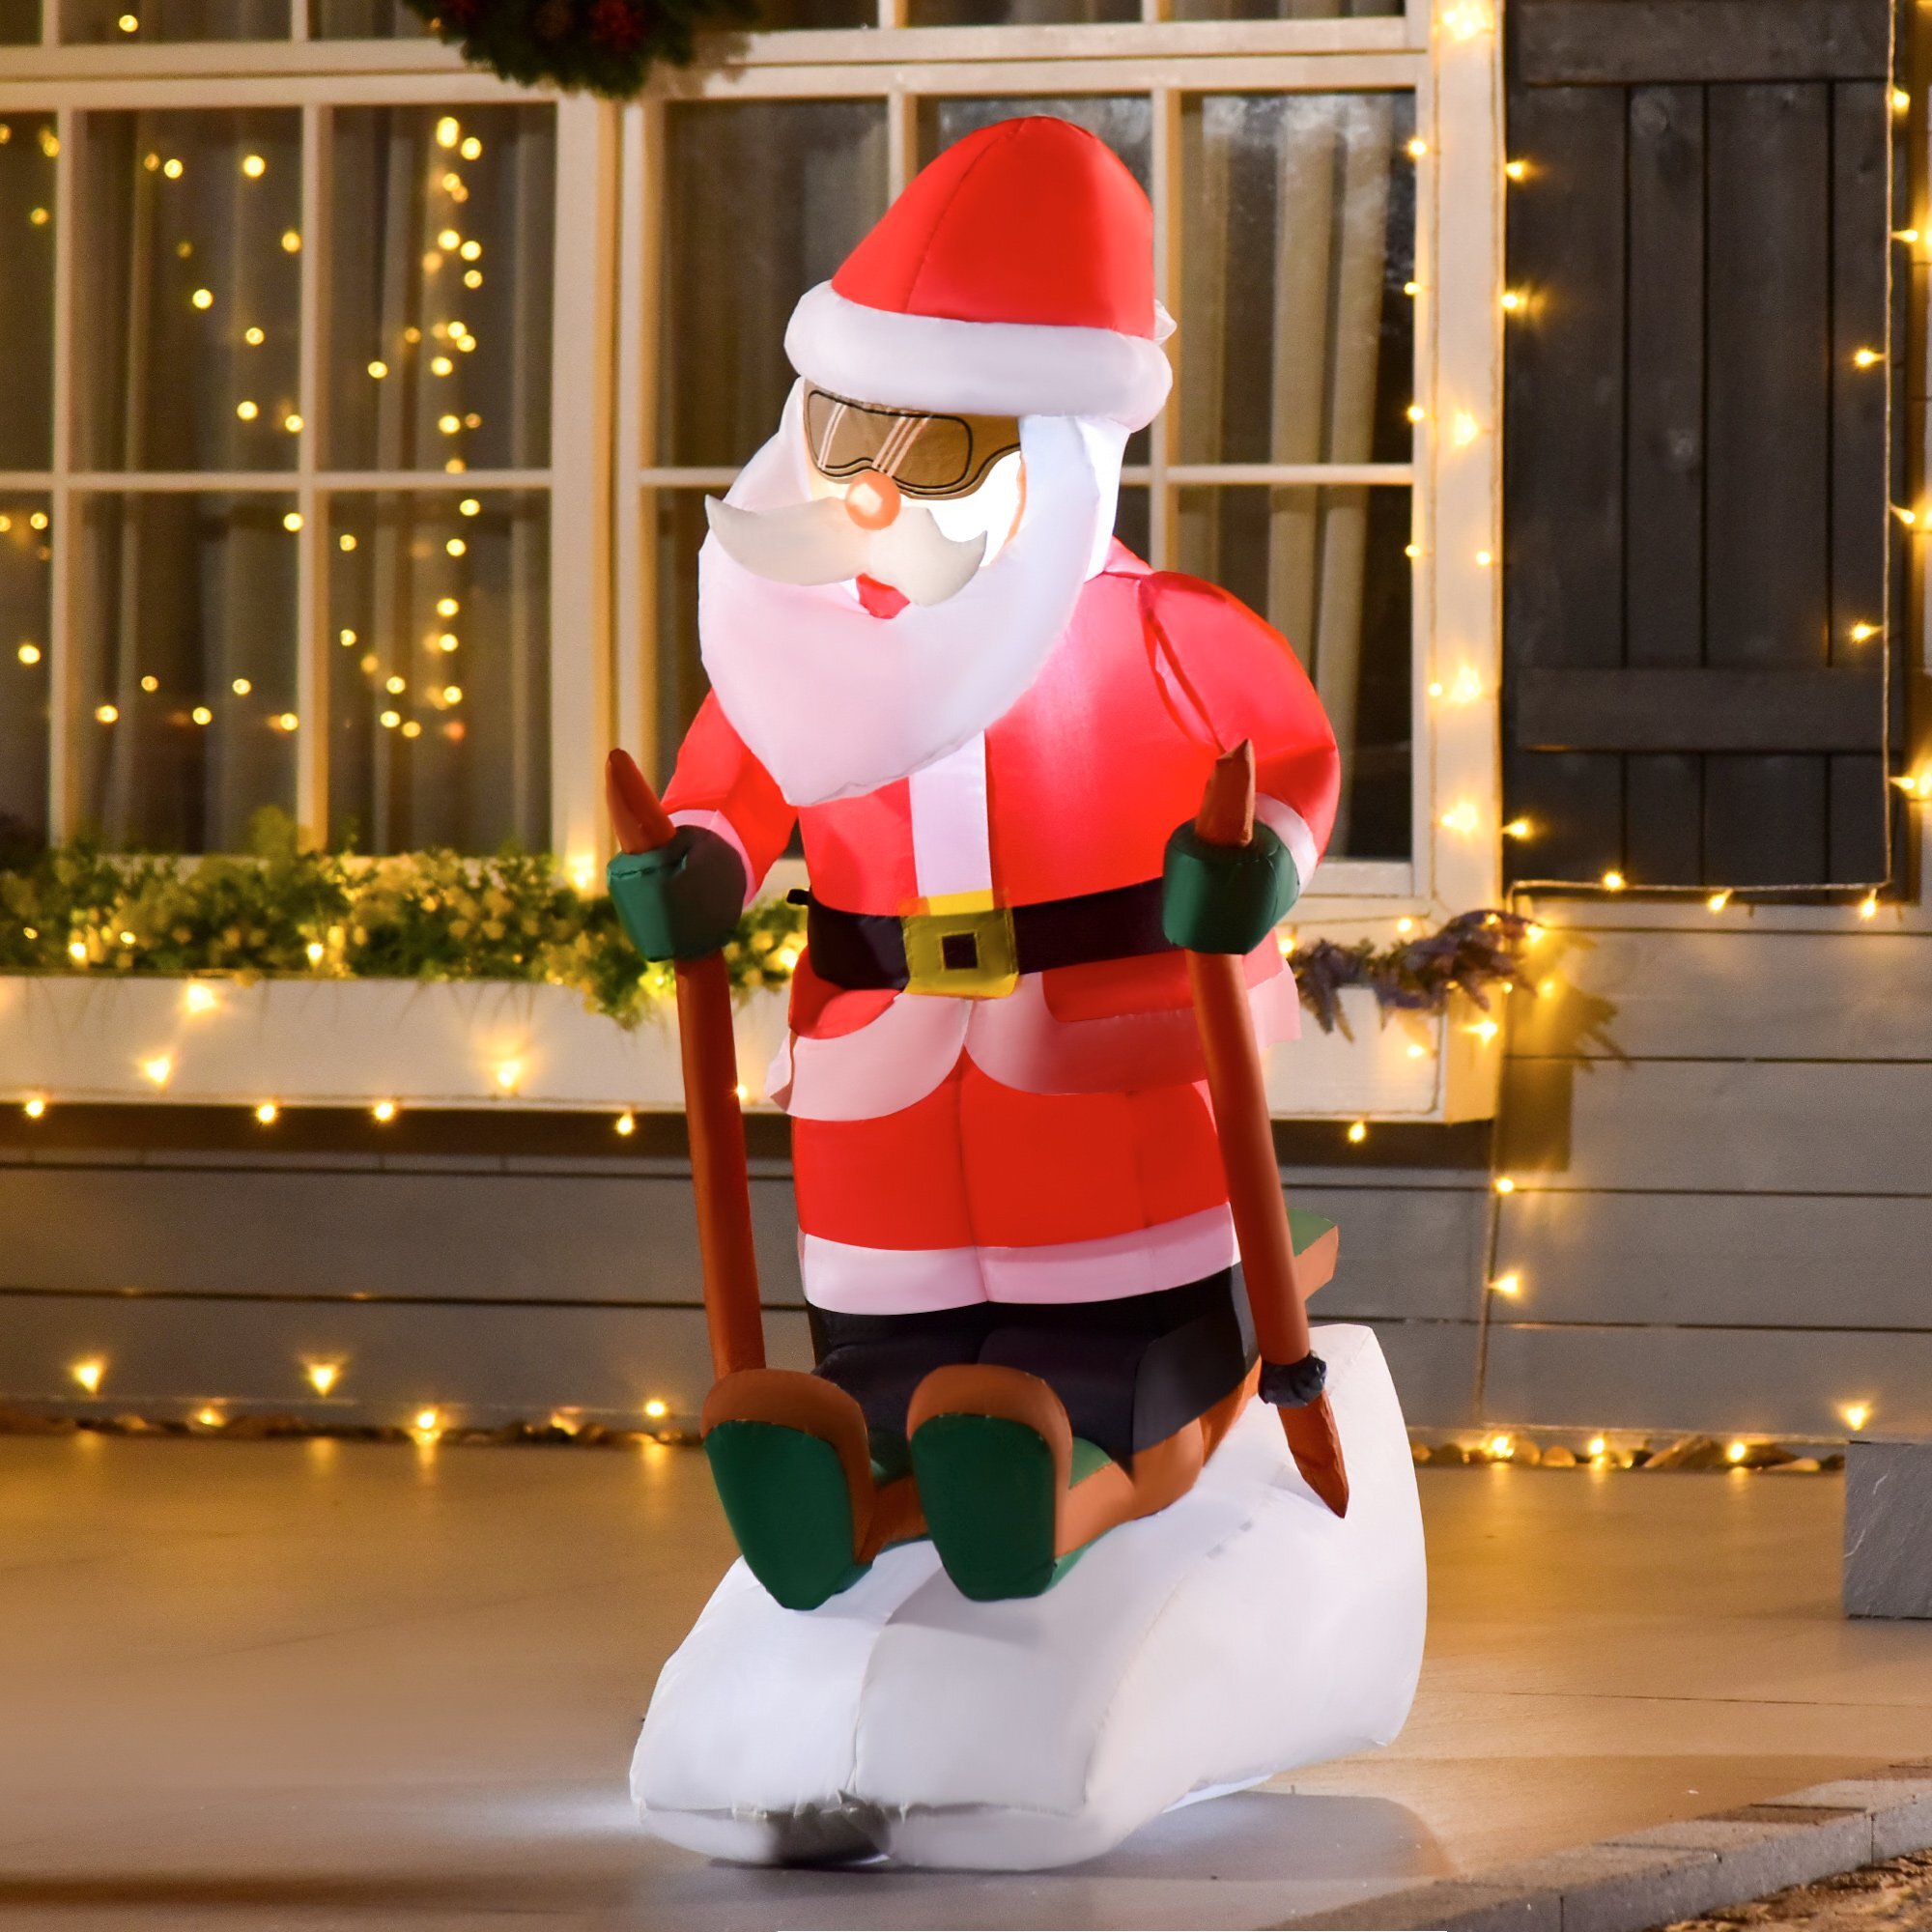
[{"xmin": 1179, "ymin": 93, "xmax": 1415, "ymax": 856}]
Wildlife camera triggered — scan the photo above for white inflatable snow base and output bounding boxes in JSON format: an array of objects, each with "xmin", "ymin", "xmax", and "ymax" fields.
[{"xmin": 631, "ymin": 1322, "xmax": 1425, "ymax": 1871}]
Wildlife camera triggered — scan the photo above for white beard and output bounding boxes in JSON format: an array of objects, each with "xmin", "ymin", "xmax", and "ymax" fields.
[{"xmin": 697, "ymin": 383, "xmax": 1126, "ymax": 808}]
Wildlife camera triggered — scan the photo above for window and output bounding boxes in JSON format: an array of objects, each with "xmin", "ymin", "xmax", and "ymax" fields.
[
  {"xmin": 618, "ymin": 6, "xmax": 1503, "ymax": 916},
  {"xmin": 1, "ymin": 20, "xmax": 590, "ymax": 860},
  {"xmin": 8, "ymin": 0, "xmax": 1504, "ymax": 940}
]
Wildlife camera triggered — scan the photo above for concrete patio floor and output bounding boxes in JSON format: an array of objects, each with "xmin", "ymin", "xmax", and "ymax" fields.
[{"xmin": 1, "ymin": 1430, "xmax": 1927, "ymax": 1931}]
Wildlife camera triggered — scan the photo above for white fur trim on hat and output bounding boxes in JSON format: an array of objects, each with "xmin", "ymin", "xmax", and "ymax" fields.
[{"xmin": 785, "ymin": 282, "xmax": 1174, "ymax": 432}]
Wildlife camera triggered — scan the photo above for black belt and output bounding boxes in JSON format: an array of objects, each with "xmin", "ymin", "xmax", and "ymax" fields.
[{"xmin": 789, "ymin": 877, "xmax": 1174, "ymax": 997}]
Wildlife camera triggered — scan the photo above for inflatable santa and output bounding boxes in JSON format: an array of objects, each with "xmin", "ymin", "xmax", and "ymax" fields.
[{"xmin": 614, "ymin": 116, "xmax": 1425, "ymax": 1868}]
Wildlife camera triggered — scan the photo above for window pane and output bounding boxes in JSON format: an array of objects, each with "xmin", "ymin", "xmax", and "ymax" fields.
[
  {"xmin": 0, "ymin": 497, "xmax": 53, "ymax": 854},
  {"xmin": 327, "ymin": 491, "xmax": 550, "ymax": 854},
  {"xmin": 1179, "ymin": 94, "xmax": 1416, "ymax": 466},
  {"xmin": 1177, "ymin": 484, "xmax": 1411, "ymax": 859},
  {"xmin": 66, "ymin": 0, "xmax": 285, "ymax": 43},
  {"xmin": 329, "ymin": 106, "xmax": 554, "ymax": 473},
  {"xmin": 659, "ymin": 101, "xmax": 888, "ymax": 469},
  {"xmin": 914, "ymin": 99, "xmax": 1153, "ymax": 468},
  {"xmin": 1172, "ymin": 0, "xmax": 1398, "ymax": 18},
  {"xmin": 73, "ymin": 494, "xmax": 298, "ymax": 850},
  {"xmin": 309, "ymin": 0, "xmax": 427, "ymax": 34},
  {"xmin": 0, "ymin": 0, "xmax": 40, "ymax": 40},
  {"xmin": 77, "ymin": 111, "xmax": 302, "ymax": 472},
  {"xmin": 0, "ymin": 118, "xmax": 57, "ymax": 469},
  {"xmin": 909, "ymin": 0, "xmax": 1130, "ymax": 25}
]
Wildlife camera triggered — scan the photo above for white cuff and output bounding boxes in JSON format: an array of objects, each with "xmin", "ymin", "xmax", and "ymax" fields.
[{"xmin": 1255, "ymin": 796, "xmax": 1319, "ymax": 895}]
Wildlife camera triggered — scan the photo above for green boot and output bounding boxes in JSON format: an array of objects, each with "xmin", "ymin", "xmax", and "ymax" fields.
[
  {"xmin": 701, "ymin": 1370, "xmax": 878, "ymax": 1612},
  {"xmin": 907, "ymin": 1366, "xmax": 1117, "ymax": 1603}
]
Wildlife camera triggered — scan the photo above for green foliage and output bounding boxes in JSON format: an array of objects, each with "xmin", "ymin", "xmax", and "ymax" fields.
[
  {"xmin": 0, "ymin": 810, "xmax": 804, "ymax": 1029},
  {"xmin": 404, "ymin": 0, "xmax": 758, "ymax": 101},
  {"xmin": 0, "ymin": 815, "xmax": 1526, "ymax": 1034}
]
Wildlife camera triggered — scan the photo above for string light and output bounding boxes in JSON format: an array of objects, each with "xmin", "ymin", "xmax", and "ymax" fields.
[
  {"xmin": 1347, "ymin": 1120, "xmax": 1368, "ymax": 1144},
  {"xmin": 1890, "ymin": 773, "xmax": 1925, "ymax": 797},
  {"xmin": 1499, "ymin": 289, "xmax": 1526, "ymax": 313},
  {"xmin": 459, "ymin": 498, "xmax": 480, "ymax": 517},
  {"xmin": 190, "ymin": 287, "xmax": 213, "ymax": 309},
  {"xmin": 1441, "ymin": 0, "xmax": 1492, "ymax": 39},
  {"xmin": 305, "ymin": 940, "xmax": 325, "ymax": 963},
  {"xmin": 141, "ymin": 1054, "xmax": 172, "ymax": 1086},
  {"xmin": 1493, "ymin": 1175, "xmax": 1516, "ymax": 1194},
  {"xmin": 253, "ymin": 1100, "xmax": 278, "ymax": 1125},
  {"xmin": 17, "ymin": 642, "xmax": 41, "ymax": 665},
  {"xmin": 67, "ymin": 937, "xmax": 85, "ymax": 962},
  {"xmin": 281, "ymin": 229, "xmax": 301, "ymax": 253},
  {"xmin": 615, "ymin": 1110, "xmax": 637, "ymax": 1136},
  {"xmin": 464, "ymin": 270, "xmax": 482, "ymax": 289},
  {"xmin": 1504, "ymin": 158, "xmax": 1528, "ymax": 182},
  {"xmin": 446, "ymin": 538, "xmax": 467, "ymax": 556},
  {"xmin": 306, "ymin": 1361, "xmax": 342, "ymax": 1397},
  {"xmin": 1502, "ymin": 817, "xmax": 1532, "ymax": 839},
  {"xmin": 1486, "ymin": 1432, "xmax": 1515, "ymax": 1460},
  {"xmin": 1491, "ymin": 1272, "xmax": 1521, "ymax": 1297},
  {"xmin": 1468, "ymin": 1018, "xmax": 1500, "ymax": 1042},
  {"xmin": 1601, "ymin": 870, "xmax": 1626, "ymax": 891},
  {"xmin": 431, "ymin": 355, "xmax": 453, "ymax": 376},
  {"xmin": 1892, "ymin": 87, "xmax": 1911, "ymax": 113},
  {"xmin": 232, "ymin": 676, "xmax": 251, "ymax": 695},
  {"xmin": 380, "ymin": 709, "xmax": 401, "ymax": 728},
  {"xmin": 1395, "ymin": 917, "xmax": 1415, "ymax": 935},
  {"xmin": 236, "ymin": 400, "xmax": 258, "ymax": 421},
  {"xmin": 94, "ymin": 702, "xmax": 118, "ymax": 724},
  {"xmin": 1848, "ymin": 621, "xmax": 1879, "ymax": 641},
  {"xmin": 340, "ymin": 628, "xmax": 357, "ymax": 645},
  {"xmin": 71, "ymin": 1358, "xmax": 104, "ymax": 1395},
  {"xmin": 1448, "ymin": 666, "xmax": 1483, "ymax": 704},
  {"xmin": 1852, "ymin": 347, "xmax": 1882, "ymax": 368},
  {"xmin": 1450, "ymin": 411, "xmax": 1479, "ymax": 446},
  {"xmin": 191, "ymin": 705, "xmax": 212, "ymax": 724},
  {"xmin": 367, "ymin": 359, "xmax": 388, "ymax": 379},
  {"xmin": 242, "ymin": 153, "xmax": 265, "ymax": 177},
  {"xmin": 284, "ymin": 412, "xmax": 303, "ymax": 433},
  {"xmin": 162, "ymin": 156, "xmax": 183, "ymax": 179},
  {"xmin": 1475, "ymin": 548, "xmax": 1495, "ymax": 567},
  {"xmin": 1859, "ymin": 891, "xmax": 1879, "ymax": 919},
  {"xmin": 1894, "ymin": 228, "xmax": 1920, "ymax": 244},
  {"xmin": 1440, "ymin": 801, "xmax": 1479, "ymax": 835},
  {"xmin": 195, "ymin": 1405, "xmax": 225, "ymax": 1429},
  {"xmin": 384, "ymin": 674, "xmax": 406, "ymax": 695},
  {"xmin": 117, "ymin": 12, "xmax": 138, "ymax": 28},
  {"xmin": 244, "ymin": 326, "xmax": 264, "ymax": 345},
  {"xmin": 1841, "ymin": 1402, "xmax": 1872, "ymax": 1433},
  {"xmin": 282, "ymin": 511, "xmax": 302, "ymax": 532},
  {"xmin": 1892, "ymin": 504, "xmax": 1918, "ymax": 526},
  {"xmin": 494, "ymin": 1059, "xmax": 522, "ymax": 1092},
  {"xmin": 436, "ymin": 598, "xmax": 459, "ymax": 617},
  {"xmin": 401, "ymin": 720, "xmax": 422, "ymax": 739},
  {"xmin": 23, "ymin": 1096, "xmax": 46, "ymax": 1119},
  {"xmin": 339, "ymin": 533, "xmax": 356, "ymax": 552},
  {"xmin": 1587, "ymin": 1435, "xmax": 1607, "ymax": 1459},
  {"xmin": 460, "ymin": 135, "xmax": 482, "ymax": 159},
  {"xmin": 642, "ymin": 1398, "xmax": 669, "ymax": 1420},
  {"xmin": 436, "ymin": 116, "xmax": 461, "ymax": 148},
  {"xmin": 1707, "ymin": 890, "xmax": 1731, "ymax": 913},
  {"xmin": 1406, "ymin": 137, "xmax": 1428, "ymax": 159},
  {"xmin": 412, "ymin": 1406, "xmax": 442, "ymax": 1443}
]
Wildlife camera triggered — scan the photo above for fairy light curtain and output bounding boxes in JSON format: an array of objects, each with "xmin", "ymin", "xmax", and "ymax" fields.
[{"xmin": 59, "ymin": 102, "xmax": 554, "ymax": 856}]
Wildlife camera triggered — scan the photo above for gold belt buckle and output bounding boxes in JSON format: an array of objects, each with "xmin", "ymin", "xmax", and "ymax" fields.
[{"xmin": 900, "ymin": 890, "xmax": 1019, "ymax": 999}]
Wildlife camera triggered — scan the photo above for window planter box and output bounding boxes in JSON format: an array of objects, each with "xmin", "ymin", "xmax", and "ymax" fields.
[{"xmin": 0, "ymin": 975, "xmax": 1495, "ymax": 1121}]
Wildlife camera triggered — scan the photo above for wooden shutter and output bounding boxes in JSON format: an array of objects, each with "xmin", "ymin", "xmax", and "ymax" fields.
[{"xmin": 1502, "ymin": 0, "xmax": 1904, "ymax": 889}]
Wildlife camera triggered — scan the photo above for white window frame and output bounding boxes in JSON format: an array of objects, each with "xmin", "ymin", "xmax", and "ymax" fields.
[
  {"xmin": 0, "ymin": 34, "xmax": 614, "ymax": 874},
  {"xmin": 610, "ymin": 0, "xmax": 1504, "ymax": 948}
]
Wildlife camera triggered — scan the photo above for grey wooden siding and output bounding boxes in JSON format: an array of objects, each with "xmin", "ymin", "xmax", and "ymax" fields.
[
  {"xmin": 1488, "ymin": 910, "xmax": 1932, "ymax": 1438},
  {"xmin": 1502, "ymin": 0, "xmax": 1903, "ymax": 889},
  {"xmin": 0, "ymin": 1116, "xmax": 1491, "ymax": 1430}
]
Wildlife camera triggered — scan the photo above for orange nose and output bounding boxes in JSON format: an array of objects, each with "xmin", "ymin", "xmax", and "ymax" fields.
[{"xmin": 844, "ymin": 468, "xmax": 900, "ymax": 531}]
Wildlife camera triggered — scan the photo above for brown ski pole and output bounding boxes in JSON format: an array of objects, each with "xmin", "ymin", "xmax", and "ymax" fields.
[
  {"xmin": 1184, "ymin": 742, "xmax": 1350, "ymax": 1518},
  {"xmin": 607, "ymin": 749, "xmax": 766, "ymax": 1380}
]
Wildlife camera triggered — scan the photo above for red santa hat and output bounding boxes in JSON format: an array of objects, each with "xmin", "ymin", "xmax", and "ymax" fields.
[{"xmin": 784, "ymin": 117, "xmax": 1175, "ymax": 433}]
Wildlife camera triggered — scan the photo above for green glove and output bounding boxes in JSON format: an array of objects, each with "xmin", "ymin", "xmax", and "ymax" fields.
[
  {"xmin": 1160, "ymin": 819, "xmax": 1299, "ymax": 955},
  {"xmin": 606, "ymin": 824, "xmax": 747, "ymax": 962}
]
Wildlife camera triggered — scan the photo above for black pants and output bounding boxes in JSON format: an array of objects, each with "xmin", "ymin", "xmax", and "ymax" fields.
[{"xmin": 808, "ymin": 1267, "xmax": 1256, "ymax": 1466}]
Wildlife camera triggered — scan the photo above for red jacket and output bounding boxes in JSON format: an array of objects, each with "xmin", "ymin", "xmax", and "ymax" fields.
[{"xmin": 665, "ymin": 543, "xmax": 1340, "ymax": 1120}]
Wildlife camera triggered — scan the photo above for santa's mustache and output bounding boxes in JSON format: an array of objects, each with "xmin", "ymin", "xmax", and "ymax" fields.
[{"xmin": 703, "ymin": 495, "xmax": 987, "ymax": 608}]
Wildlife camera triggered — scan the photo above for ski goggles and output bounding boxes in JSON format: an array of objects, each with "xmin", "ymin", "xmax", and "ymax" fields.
[{"xmin": 802, "ymin": 384, "xmax": 1022, "ymax": 499}]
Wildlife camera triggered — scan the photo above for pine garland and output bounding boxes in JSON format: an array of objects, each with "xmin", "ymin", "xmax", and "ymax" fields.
[
  {"xmin": 404, "ymin": 0, "xmax": 754, "ymax": 99},
  {"xmin": 0, "ymin": 813, "xmax": 1529, "ymax": 1033}
]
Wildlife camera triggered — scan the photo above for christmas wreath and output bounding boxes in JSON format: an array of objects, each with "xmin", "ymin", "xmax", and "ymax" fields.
[{"xmin": 407, "ymin": 0, "xmax": 756, "ymax": 99}]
